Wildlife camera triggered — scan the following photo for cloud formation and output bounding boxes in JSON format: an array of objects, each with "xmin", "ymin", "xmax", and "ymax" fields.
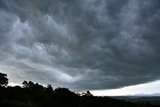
[{"xmin": 0, "ymin": 0, "xmax": 160, "ymax": 90}]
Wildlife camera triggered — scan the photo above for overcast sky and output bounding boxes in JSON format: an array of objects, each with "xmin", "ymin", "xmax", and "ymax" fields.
[{"xmin": 0, "ymin": 0, "xmax": 160, "ymax": 92}]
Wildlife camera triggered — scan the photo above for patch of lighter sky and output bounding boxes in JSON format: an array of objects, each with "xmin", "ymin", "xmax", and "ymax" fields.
[{"xmin": 91, "ymin": 80, "xmax": 160, "ymax": 96}]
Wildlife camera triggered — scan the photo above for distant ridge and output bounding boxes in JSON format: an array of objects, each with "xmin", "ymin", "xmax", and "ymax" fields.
[{"xmin": 134, "ymin": 93, "xmax": 160, "ymax": 97}]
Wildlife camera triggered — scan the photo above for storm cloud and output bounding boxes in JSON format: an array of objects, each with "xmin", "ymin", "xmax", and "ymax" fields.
[{"xmin": 0, "ymin": 0, "xmax": 160, "ymax": 90}]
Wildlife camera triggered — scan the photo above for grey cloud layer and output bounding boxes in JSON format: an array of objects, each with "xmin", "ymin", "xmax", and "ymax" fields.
[{"xmin": 0, "ymin": 0, "xmax": 160, "ymax": 90}]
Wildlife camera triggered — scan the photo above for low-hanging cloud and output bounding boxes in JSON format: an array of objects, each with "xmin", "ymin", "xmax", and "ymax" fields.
[{"xmin": 0, "ymin": 0, "xmax": 160, "ymax": 90}]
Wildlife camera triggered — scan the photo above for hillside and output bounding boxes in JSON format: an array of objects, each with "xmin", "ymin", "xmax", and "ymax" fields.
[
  {"xmin": 0, "ymin": 84, "xmax": 159, "ymax": 107},
  {"xmin": 0, "ymin": 72, "xmax": 159, "ymax": 107}
]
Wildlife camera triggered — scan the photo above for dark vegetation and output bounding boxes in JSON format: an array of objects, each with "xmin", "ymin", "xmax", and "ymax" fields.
[{"xmin": 0, "ymin": 72, "xmax": 159, "ymax": 107}]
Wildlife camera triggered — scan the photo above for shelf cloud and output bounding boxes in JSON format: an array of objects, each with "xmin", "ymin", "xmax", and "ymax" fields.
[{"xmin": 0, "ymin": 0, "xmax": 160, "ymax": 90}]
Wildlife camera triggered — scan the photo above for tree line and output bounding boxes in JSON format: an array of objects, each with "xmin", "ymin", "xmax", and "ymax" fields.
[{"xmin": 0, "ymin": 72, "xmax": 158, "ymax": 107}]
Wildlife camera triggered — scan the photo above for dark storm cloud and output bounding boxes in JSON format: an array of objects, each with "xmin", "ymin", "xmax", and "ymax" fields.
[{"xmin": 0, "ymin": 0, "xmax": 160, "ymax": 90}]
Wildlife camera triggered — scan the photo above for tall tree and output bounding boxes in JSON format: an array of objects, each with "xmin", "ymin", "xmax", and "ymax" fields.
[{"xmin": 0, "ymin": 72, "xmax": 8, "ymax": 86}]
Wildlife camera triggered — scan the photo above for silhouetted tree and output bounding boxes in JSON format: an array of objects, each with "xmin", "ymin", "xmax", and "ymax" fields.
[
  {"xmin": 54, "ymin": 87, "xmax": 77, "ymax": 97},
  {"xmin": 22, "ymin": 81, "xmax": 44, "ymax": 91},
  {"xmin": 46, "ymin": 84, "xmax": 53, "ymax": 92},
  {"xmin": 0, "ymin": 72, "xmax": 8, "ymax": 86},
  {"xmin": 80, "ymin": 91, "xmax": 93, "ymax": 96},
  {"xmin": 22, "ymin": 81, "xmax": 28, "ymax": 88},
  {"xmin": 22, "ymin": 81, "xmax": 36, "ymax": 88},
  {"xmin": 27, "ymin": 81, "xmax": 34, "ymax": 88},
  {"xmin": 86, "ymin": 90, "xmax": 93, "ymax": 96}
]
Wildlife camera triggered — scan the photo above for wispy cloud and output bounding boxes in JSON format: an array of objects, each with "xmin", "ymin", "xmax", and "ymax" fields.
[{"xmin": 0, "ymin": 0, "xmax": 160, "ymax": 90}]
